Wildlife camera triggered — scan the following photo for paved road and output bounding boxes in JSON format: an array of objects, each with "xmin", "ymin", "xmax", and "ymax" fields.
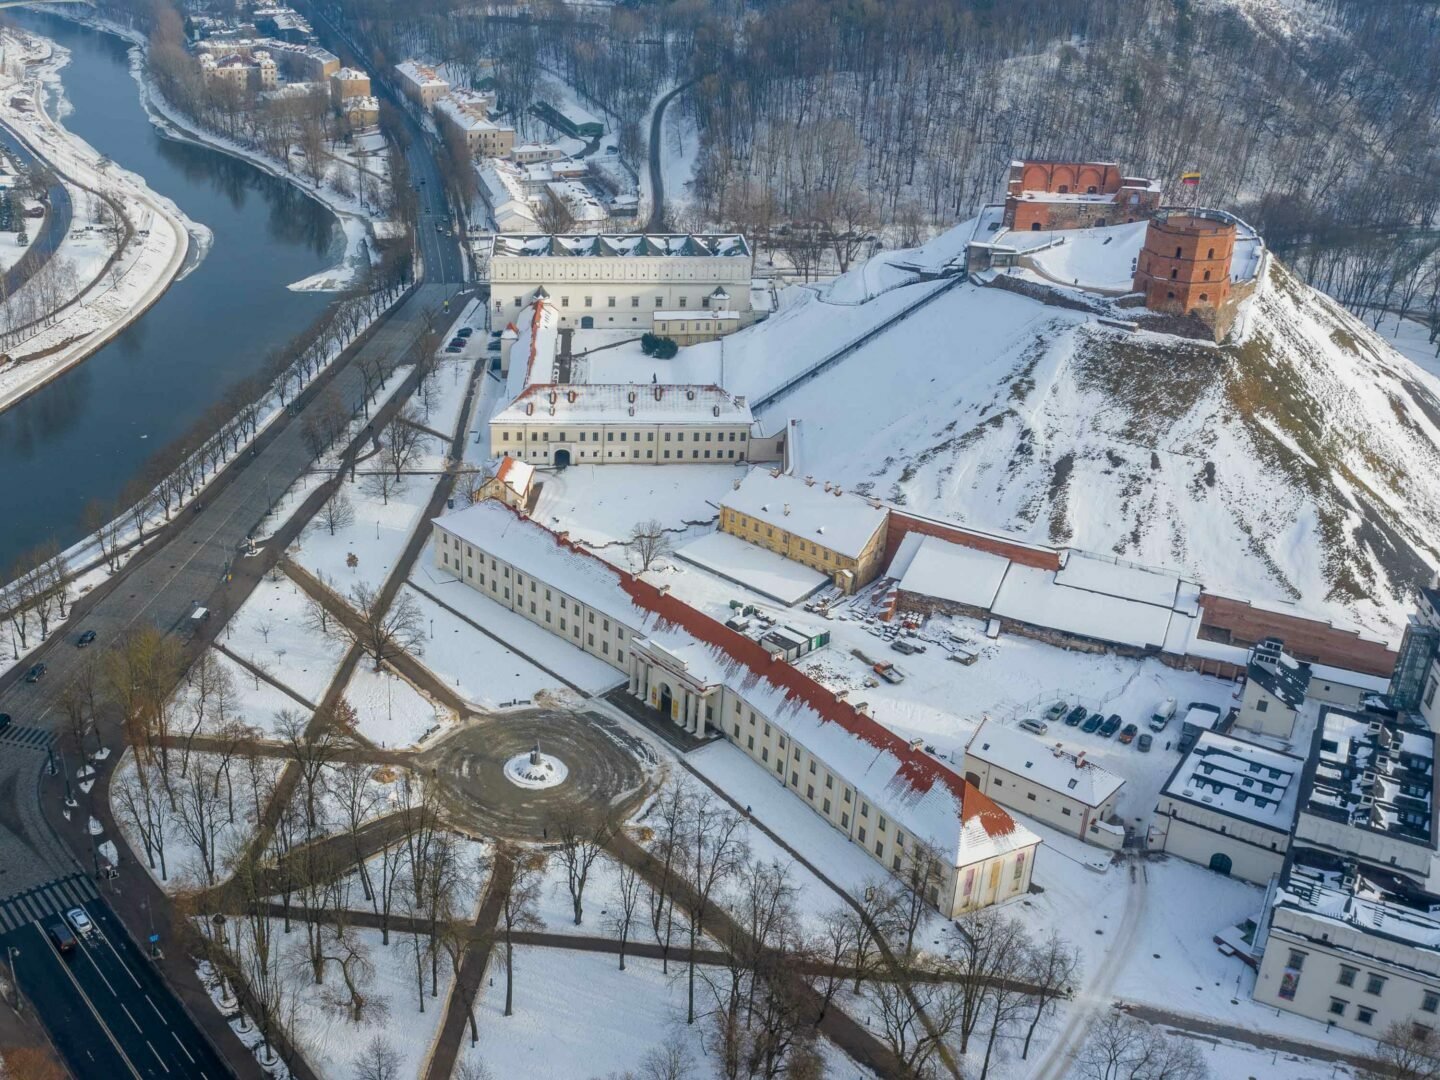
[
  {"xmin": 1, "ymin": 888, "xmax": 230, "ymax": 1079},
  {"xmin": 0, "ymin": 118, "xmax": 73, "ymax": 300},
  {"xmin": 644, "ymin": 80, "xmax": 693, "ymax": 233}
]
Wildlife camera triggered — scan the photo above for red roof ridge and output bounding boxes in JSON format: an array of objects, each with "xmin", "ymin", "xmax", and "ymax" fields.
[{"xmin": 483, "ymin": 503, "xmax": 1014, "ymax": 833}]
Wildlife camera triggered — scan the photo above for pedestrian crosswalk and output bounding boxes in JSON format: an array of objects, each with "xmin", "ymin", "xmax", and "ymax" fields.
[
  {"xmin": 0, "ymin": 873, "xmax": 99, "ymax": 934},
  {"xmin": 0, "ymin": 724, "xmax": 55, "ymax": 750}
]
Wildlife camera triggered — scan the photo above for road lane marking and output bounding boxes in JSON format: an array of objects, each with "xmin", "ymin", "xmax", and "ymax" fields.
[
  {"xmin": 76, "ymin": 938, "xmax": 119, "ymax": 998},
  {"xmin": 171, "ymin": 1032, "xmax": 194, "ymax": 1064},
  {"xmin": 120, "ymin": 1002, "xmax": 142, "ymax": 1032},
  {"xmin": 34, "ymin": 922, "xmax": 143, "ymax": 1080},
  {"xmin": 99, "ymin": 928, "xmax": 142, "ymax": 989},
  {"xmin": 147, "ymin": 994, "xmax": 165, "ymax": 1022},
  {"xmin": 146, "ymin": 1039, "xmax": 170, "ymax": 1073}
]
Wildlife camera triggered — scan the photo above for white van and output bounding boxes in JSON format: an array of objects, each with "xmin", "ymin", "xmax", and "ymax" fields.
[{"xmin": 1150, "ymin": 697, "xmax": 1177, "ymax": 732}]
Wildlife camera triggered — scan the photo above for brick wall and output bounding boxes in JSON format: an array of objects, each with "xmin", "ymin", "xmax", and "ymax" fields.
[
  {"xmin": 883, "ymin": 512, "xmax": 1061, "ymax": 573},
  {"xmin": 1198, "ymin": 593, "xmax": 1396, "ymax": 677}
]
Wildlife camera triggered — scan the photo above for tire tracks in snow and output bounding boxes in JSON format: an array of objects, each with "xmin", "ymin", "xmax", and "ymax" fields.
[{"xmin": 1032, "ymin": 856, "xmax": 1148, "ymax": 1080}]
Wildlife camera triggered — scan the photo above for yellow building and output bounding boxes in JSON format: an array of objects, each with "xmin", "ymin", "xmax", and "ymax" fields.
[{"xmin": 719, "ymin": 469, "xmax": 890, "ymax": 593}]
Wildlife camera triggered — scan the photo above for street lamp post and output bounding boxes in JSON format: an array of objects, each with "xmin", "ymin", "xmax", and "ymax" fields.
[{"xmin": 6, "ymin": 946, "xmax": 19, "ymax": 1012}]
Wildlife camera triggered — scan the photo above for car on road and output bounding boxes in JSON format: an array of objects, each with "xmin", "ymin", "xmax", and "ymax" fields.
[
  {"xmin": 435, "ymin": 222, "xmax": 444, "ymax": 232},
  {"xmin": 76, "ymin": 629, "xmax": 96, "ymax": 647},
  {"xmin": 1137, "ymin": 733, "xmax": 1153, "ymax": 752},
  {"xmin": 1064, "ymin": 705, "xmax": 1087, "ymax": 727},
  {"xmin": 1018, "ymin": 718, "xmax": 1048, "ymax": 735},
  {"xmin": 1100, "ymin": 713, "xmax": 1123, "ymax": 737},
  {"xmin": 1043, "ymin": 701, "xmax": 1068, "ymax": 723},
  {"xmin": 24, "ymin": 663, "xmax": 46, "ymax": 683},
  {"xmin": 66, "ymin": 908, "xmax": 94, "ymax": 938},
  {"xmin": 1119, "ymin": 722, "xmax": 1139, "ymax": 744},
  {"xmin": 46, "ymin": 923, "xmax": 77, "ymax": 954},
  {"xmin": 1081, "ymin": 711, "xmax": 1104, "ymax": 733}
]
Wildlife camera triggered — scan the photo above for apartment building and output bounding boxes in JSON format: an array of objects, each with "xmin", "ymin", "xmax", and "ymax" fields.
[
  {"xmin": 430, "ymin": 501, "xmax": 1041, "ymax": 917},
  {"xmin": 395, "ymin": 60, "xmax": 449, "ymax": 108}
]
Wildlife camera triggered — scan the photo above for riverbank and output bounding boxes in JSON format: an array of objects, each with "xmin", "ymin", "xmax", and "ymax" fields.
[
  {"xmin": 55, "ymin": 6, "xmax": 394, "ymax": 295},
  {"xmin": 0, "ymin": 28, "xmax": 196, "ymax": 413}
]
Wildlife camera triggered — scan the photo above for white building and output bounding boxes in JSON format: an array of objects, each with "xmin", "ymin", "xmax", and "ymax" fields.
[
  {"xmin": 435, "ymin": 93, "xmax": 515, "ymax": 158},
  {"xmin": 430, "ymin": 501, "xmax": 1042, "ymax": 917},
  {"xmin": 1255, "ymin": 704, "xmax": 1440, "ymax": 1036},
  {"xmin": 488, "ymin": 233, "xmax": 754, "ymax": 331},
  {"xmin": 395, "ymin": 59, "xmax": 449, "ymax": 108},
  {"xmin": 962, "ymin": 719, "xmax": 1125, "ymax": 843},
  {"xmin": 1153, "ymin": 731, "xmax": 1302, "ymax": 884},
  {"xmin": 479, "ymin": 161, "xmax": 540, "ymax": 234}
]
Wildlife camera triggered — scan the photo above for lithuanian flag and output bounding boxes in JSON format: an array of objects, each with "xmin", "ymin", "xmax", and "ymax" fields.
[{"xmin": 1180, "ymin": 172, "xmax": 1202, "ymax": 185}]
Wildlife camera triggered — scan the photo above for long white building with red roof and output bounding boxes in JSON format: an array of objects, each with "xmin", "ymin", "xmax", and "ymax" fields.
[{"xmin": 431, "ymin": 500, "xmax": 1040, "ymax": 916}]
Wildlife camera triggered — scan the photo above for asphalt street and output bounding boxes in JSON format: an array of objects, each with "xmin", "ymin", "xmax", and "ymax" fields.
[
  {"xmin": 1, "ymin": 889, "xmax": 230, "ymax": 1078},
  {"xmin": 0, "ymin": 118, "xmax": 74, "ymax": 300}
]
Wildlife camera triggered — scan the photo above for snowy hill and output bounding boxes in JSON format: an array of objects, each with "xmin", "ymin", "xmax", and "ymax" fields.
[{"xmin": 718, "ymin": 227, "xmax": 1440, "ymax": 637}]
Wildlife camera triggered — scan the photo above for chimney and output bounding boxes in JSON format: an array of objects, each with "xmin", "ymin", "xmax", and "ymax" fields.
[
  {"xmin": 658, "ymin": 584, "xmax": 671, "ymax": 596},
  {"xmin": 909, "ymin": 737, "xmax": 924, "ymax": 751},
  {"xmin": 783, "ymin": 503, "xmax": 791, "ymax": 516},
  {"xmin": 833, "ymin": 487, "xmax": 843, "ymax": 497},
  {"xmin": 824, "ymin": 481, "xmax": 832, "ymax": 493},
  {"xmin": 735, "ymin": 395, "xmax": 746, "ymax": 409},
  {"xmin": 804, "ymin": 476, "xmax": 816, "ymax": 486},
  {"xmin": 732, "ymin": 478, "xmax": 742, "ymax": 490}
]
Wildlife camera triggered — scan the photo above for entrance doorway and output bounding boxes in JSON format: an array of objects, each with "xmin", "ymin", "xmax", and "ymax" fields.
[
  {"xmin": 658, "ymin": 685, "xmax": 674, "ymax": 720},
  {"xmin": 1208, "ymin": 852, "xmax": 1233, "ymax": 876},
  {"xmin": 580, "ymin": 315, "xmax": 594, "ymax": 329},
  {"xmin": 554, "ymin": 448, "xmax": 571, "ymax": 468}
]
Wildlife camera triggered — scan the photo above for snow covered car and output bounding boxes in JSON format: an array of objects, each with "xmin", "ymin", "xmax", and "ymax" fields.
[
  {"xmin": 1043, "ymin": 701, "xmax": 1069, "ymax": 723},
  {"xmin": 1018, "ymin": 718, "xmax": 1048, "ymax": 735}
]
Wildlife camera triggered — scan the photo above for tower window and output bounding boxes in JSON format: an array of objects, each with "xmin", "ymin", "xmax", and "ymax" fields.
[
  {"xmin": 1207, "ymin": 247, "xmax": 1215, "ymax": 259},
  {"xmin": 1170, "ymin": 268, "xmax": 1178, "ymax": 279},
  {"xmin": 1203, "ymin": 270, "xmax": 1211, "ymax": 281},
  {"xmin": 1199, "ymin": 293, "xmax": 1209, "ymax": 302}
]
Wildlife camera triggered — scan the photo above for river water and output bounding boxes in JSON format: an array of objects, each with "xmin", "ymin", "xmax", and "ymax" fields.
[{"xmin": 0, "ymin": 13, "xmax": 338, "ymax": 568}]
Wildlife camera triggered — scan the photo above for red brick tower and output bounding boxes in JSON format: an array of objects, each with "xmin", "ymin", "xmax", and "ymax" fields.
[{"xmin": 1133, "ymin": 210, "xmax": 1236, "ymax": 315}]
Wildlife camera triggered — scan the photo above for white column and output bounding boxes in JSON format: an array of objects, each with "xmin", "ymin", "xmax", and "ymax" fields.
[{"xmin": 628, "ymin": 664, "xmax": 640, "ymax": 696}]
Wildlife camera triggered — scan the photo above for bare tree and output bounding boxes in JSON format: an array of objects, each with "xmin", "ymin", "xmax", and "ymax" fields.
[
  {"xmin": 1360, "ymin": 1022, "xmax": 1440, "ymax": 1080},
  {"xmin": 490, "ymin": 850, "xmax": 544, "ymax": 1017},
  {"xmin": 895, "ymin": 839, "xmax": 945, "ymax": 957},
  {"xmin": 867, "ymin": 974, "xmax": 964, "ymax": 1079},
  {"xmin": 353, "ymin": 1034, "xmax": 400, "ymax": 1080},
  {"xmin": 341, "ymin": 583, "xmax": 426, "ymax": 670},
  {"xmin": 608, "ymin": 857, "xmax": 645, "ymax": 971},
  {"xmin": 316, "ymin": 489, "xmax": 356, "ymax": 536},
  {"xmin": 554, "ymin": 813, "xmax": 614, "ymax": 925},
  {"xmin": 383, "ymin": 405, "xmax": 426, "ymax": 479},
  {"xmin": 627, "ymin": 519, "xmax": 674, "ymax": 573},
  {"xmin": 1020, "ymin": 931, "xmax": 1082, "ymax": 1059},
  {"xmin": 683, "ymin": 796, "xmax": 749, "ymax": 1025}
]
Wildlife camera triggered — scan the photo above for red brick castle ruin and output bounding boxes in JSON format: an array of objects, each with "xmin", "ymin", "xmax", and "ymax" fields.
[
  {"xmin": 1132, "ymin": 210, "xmax": 1237, "ymax": 317},
  {"xmin": 1001, "ymin": 160, "xmax": 1162, "ymax": 232}
]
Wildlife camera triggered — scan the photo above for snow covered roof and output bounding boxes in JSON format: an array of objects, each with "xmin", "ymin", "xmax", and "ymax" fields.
[
  {"xmin": 493, "ymin": 456, "xmax": 534, "ymax": 495},
  {"xmin": 965, "ymin": 719, "xmax": 1125, "ymax": 808},
  {"xmin": 992, "ymin": 564, "xmax": 1175, "ymax": 651},
  {"xmin": 1306, "ymin": 706, "xmax": 1434, "ymax": 843},
  {"xmin": 395, "ymin": 59, "xmax": 447, "ymax": 87},
  {"xmin": 490, "ymin": 234, "xmax": 751, "ymax": 259},
  {"xmin": 1056, "ymin": 551, "xmax": 1183, "ymax": 610},
  {"xmin": 720, "ymin": 470, "xmax": 889, "ymax": 561},
  {"xmin": 505, "ymin": 299, "xmax": 559, "ymax": 400},
  {"xmin": 430, "ymin": 502, "xmax": 1039, "ymax": 868},
  {"xmin": 1162, "ymin": 731, "xmax": 1302, "ymax": 830},
  {"xmin": 332, "ymin": 67, "xmax": 368, "ymax": 81},
  {"xmin": 435, "ymin": 97, "xmax": 510, "ymax": 134},
  {"xmin": 493, "ymin": 384, "xmax": 753, "ymax": 427},
  {"xmin": 893, "ymin": 535, "xmax": 1009, "ymax": 611},
  {"xmin": 546, "ymin": 180, "xmax": 606, "ymax": 222},
  {"xmin": 1248, "ymin": 648, "xmax": 1311, "ymax": 709}
]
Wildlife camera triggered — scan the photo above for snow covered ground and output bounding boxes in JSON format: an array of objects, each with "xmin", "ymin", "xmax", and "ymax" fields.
[
  {"xmin": 294, "ymin": 464, "xmax": 434, "ymax": 593},
  {"xmin": 344, "ymin": 664, "xmax": 446, "ymax": 749},
  {"xmin": 221, "ymin": 573, "xmax": 346, "ymax": 705},
  {"xmin": 527, "ymin": 462, "xmax": 736, "ymax": 549},
  {"xmin": 458, "ymin": 947, "xmax": 870, "ymax": 1080},
  {"xmin": 398, "ymin": 583, "xmax": 565, "ymax": 710},
  {"xmin": 1379, "ymin": 314, "xmax": 1440, "ymax": 380}
]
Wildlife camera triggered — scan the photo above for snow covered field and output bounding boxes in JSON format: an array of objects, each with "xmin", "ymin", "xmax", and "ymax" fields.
[
  {"xmin": 398, "ymin": 583, "xmax": 564, "ymax": 710},
  {"xmin": 458, "ymin": 947, "xmax": 869, "ymax": 1080},
  {"xmin": 344, "ymin": 664, "xmax": 445, "ymax": 748},
  {"xmin": 527, "ymin": 462, "xmax": 736, "ymax": 548},
  {"xmin": 222, "ymin": 573, "xmax": 346, "ymax": 705},
  {"xmin": 294, "ymin": 466, "xmax": 434, "ymax": 593}
]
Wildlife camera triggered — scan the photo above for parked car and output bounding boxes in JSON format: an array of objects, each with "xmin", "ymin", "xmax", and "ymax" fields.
[
  {"xmin": 1081, "ymin": 712, "xmax": 1104, "ymax": 733},
  {"xmin": 445, "ymin": 345, "xmax": 463, "ymax": 354},
  {"xmin": 24, "ymin": 663, "xmax": 46, "ymax": 683},
  {"xmin": 457, "ymin": 327, "xmax": 474, "ymax": 338},
  {"xmin": 66, "ymin": 908, "xmax": 94, "ymax": 938},
  {"xmin": 1100, "ymin": 714, "xmax": 1123, "ymax": 737},
  {"xmin": 891, "ymin": 639, "xmax": 921, "ymax": 655},
  {"xmin": 46, "ymin": 923, "xmax": 77, "ymax": 954},
  {"xmin": 1043, "ymin": 701, "xmax": 1068, "ymax": 723},
  {"xmin": 487, "ymin": 340, "xmax": 502, "ymax": 352},
  {"xmin": 1150, "ymin": 697, "xmax": 1177, "ymax": 732},
  {"xmin": 1018, "ymin": 718, "xmax": 1049, "ymax": 735},
  {"xmin": 0, "ymin": 713, "xmax": 10, "ymax": 732},
  {"xmin": 1137, "ymin": 733, "xmax": 1153, "ymax": 753},
  {"xmin": 1119, "ymin": 723, "xmax": 1139, "ymax": 744},
  {"xmin": 449, "ymin": 337, "xmax": 466, "ymax": 348},
  {"xmin": 76, "ymin": 629, "xmax": 97, "ymax": 647},
  {"xmin": 1064, "ymin": 705, "xmax": 1087, "ymax": 727}
]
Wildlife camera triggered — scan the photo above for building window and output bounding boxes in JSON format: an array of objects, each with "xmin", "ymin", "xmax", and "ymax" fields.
[
  {"xmin": 561, "ymin": 296, "xmax": 570, "ymax": 307},
  {"xmin": 892, "ymin": 855, "xmax": 902, "ymax": 871},
  {"xmin": 1358, "ymin": 1007, "xmax": 1376, "ymax": 1025},
  {"xmin": 841, "ymin": 812, "xmax": 849, "ymax": 828},
  {"xmin": 857, "ymin": 826, "xmax": 866, "ymax": 843},
  {"xmin": 1423, "ymin": 992, "xmax": 1440, "ymax": 1013},
  {"xmin": 1329, "ymin": 999, "xmax": 1347, "ymax": 1017},
  {"xmin": 584, "ymin": 296, "xmax": 593, "ymax": 307},
  {"xmin": 1287, "ymin": 950, "xmax": 1307, "ymax": 971},
  {"xmin": 790, "ymin": 772, "xmax": 799, "ymax": 787},
  {"xmin": 632, "ymin": 296, "xmax": 640, "ymax": 308},
  {"xmin": 608, "ymin": 297, "xmax": 616, "ymax": 307},
  {"xmin": 875, "ymin": 841, "xmax": 884, "ymax": 857},
  {"xmin": 1256, "ymin": 698, "xmax": 1269, "ymax": 713},
  {"xmin": 1366, "ymin": 975, "xmax": 1387, "ymax": 996},
  {"xmin": 1338, "ymin": 966, "xmax": 1357, "ymax": 988}
]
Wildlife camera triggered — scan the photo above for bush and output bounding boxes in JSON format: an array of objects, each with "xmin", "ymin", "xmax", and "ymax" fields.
[
  {"xmin": 653, "ymin": 337, "xmax": 679, "ymax": 360},
  {"xmin": 639, "ymin": 332, "xmax": 659, "ymax": 355}
]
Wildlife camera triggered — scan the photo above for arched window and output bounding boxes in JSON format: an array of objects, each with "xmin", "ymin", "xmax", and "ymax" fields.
[
  {"xmin": 1203, "ymin": 270, "xmax": 1211, "ymax": 281},
  {"xmin": 1174, "ymin": 246, "xmax": 1183, "ymax": 258},
  {"xmin": 1170, "ymin": 268, "xmax": 1178, "ymax": 279},
  {"xmin": 1199, "ymin": 293, "xmax": 1209, "ymax": 302},
  {"xmin": 1167, "ymin": 291, "xmax": 1176, "ymax": 300},
  {"xmin": 1058, "ymin": 185, "xmax": 1069, "ymax": 194},
  {"xmin": 1207, "ymin": 247, "xmax": 1215, "ymax": 259},
  {"xmin": 1086, "ymin": 185, "xmax": 1097, "ymax": 194},
  {"xmin": 1030, "ymin": 222, "xmax": 1041, "ymax": 231}
]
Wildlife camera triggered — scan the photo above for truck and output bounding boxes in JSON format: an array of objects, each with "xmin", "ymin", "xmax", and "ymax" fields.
[
  {"xmin": 873, "ymin": 662, "xmax": 906, "ymax": 684},
  {"xmin": 1149, "ymin": 697, "xmax": 1177, "ymax": 732}
]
